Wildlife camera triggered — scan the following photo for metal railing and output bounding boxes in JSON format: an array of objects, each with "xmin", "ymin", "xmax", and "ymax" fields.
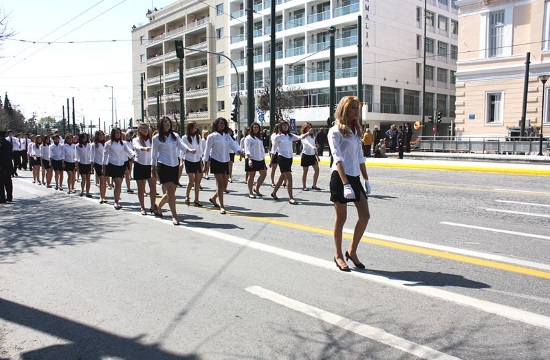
[{"xmin": 415, "ymin": 136, "xmax": 550, "ymax": 155}]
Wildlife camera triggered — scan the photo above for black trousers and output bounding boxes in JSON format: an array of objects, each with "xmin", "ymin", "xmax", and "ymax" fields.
[
  {"xmin": 11, "ymin": 153, "xmax": 20, "ymax": 175},
  {"xmin": 0, "ymin": 170, "xmax": 13, "ymax": 201},
  {"xmin": 21, "ymin": 151, "xmax": 28, "ymax": 170}
]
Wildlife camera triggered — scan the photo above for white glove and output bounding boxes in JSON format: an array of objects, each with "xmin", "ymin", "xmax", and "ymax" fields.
[
  {"xmin": 364, "ymin": 180, "xmax": 371, "ymax": 195},
  {"xmin": 343, "ymin": 184, "xmax": 355, "ymax": 199}
]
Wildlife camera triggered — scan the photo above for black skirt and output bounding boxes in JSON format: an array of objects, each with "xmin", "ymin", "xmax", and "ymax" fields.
[
  {"xmin": 94, "ymin": 163, "xmax": 104, "ymax": 176},
  {"xmin": 277, "ymin": 155, "xmax": 293, "ymax": 173},
  {"xmin": 329, "ymin": 171, "xmax": 366, "ymax": 204},
  {"xmin": 133, "ymin": 162, "xmax": 151, "ymax": 181},
  {"xmin": 300, "ymin": 154, "xmax": 318, "ymax": 167},
  {"xmin": 229, "ymin": 153, "xmax": 235, "ymax": 162},
  {"xmin": 79, "ymin": 163, "xmax": 92, "ymax": 175},
  {"xmin": 185, "ymin": 159, "xmax": 202, "ymax": 174},
  {"xmin": 270, "ymin": 152, "xmax": 279, "ymax": 165},
  {"xmin": 245, "ymin": 159, "xmax": 267, "ymax": 172},
  {"xmin": 210, "ymin": 158, "xmax": 229, "ymax": 174},
  {"xmin": 51, "ymin": 159, "xmax": 63, "ymax": 171},
  {"xmin": 64, "ymin": 161, "xmax": 75, "ymax": 172},
  {"xmin": 106, "ymin": 163, "xmax": 125, "ymax": 179},
  {"xmin": 157, "ymin": 163, "xmax": 179, "ymax": 184},
  {"xmin": 31, "ymin": 157, "xmax": 42, "ymax": 167},
  {"xmin": 42, "ymin": 160, "xmax": 51, "ymax": 170}
]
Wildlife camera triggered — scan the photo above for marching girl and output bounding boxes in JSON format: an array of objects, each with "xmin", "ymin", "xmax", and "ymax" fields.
[
  {"xmin": 203, "ymin": 117, "xmax": 242, "ymax": 215},
  {"xmin": 62, "ymin": 133, "xmax": 77, "ymax": 194},
  {"xmin": 29, "ymin": 135, "xmax": 43, "ymax": 185},
  {"xmin": 270, "ymin": 121, "xmax": 309, "ymax": 204},
  {"xmin": 41, "ymin": 136, "xmax": 53, "ymax": 188},
  {"xmin": 72, "ymin": 135, "xmax": 80, "ymax": 184},
  {"xmin": 75, "ymin": 133, "xmax": 93, "ymax": 197},
  {"xmin": 201, "ymin": 130, "xmax": 210, "ymax": 180},
  {"xmin": 103, "ymin": 127, "xmax": 136, "ymax": 210},
  {"xmin": 92, "ymin": 130, "xmax": 107, "ymax": 204},
  {"xmin": 269, "ymin": 123, "xmax": 281, "ymax": 187},
  {"xmin": 151, "ymin": 117, "xmax": 195, "ymax": 225},
  {"xmin": 244, "ymin": 122, "xmax": 267, "ymax": 198},
  {"xmin": 300, "ymin": 122, "xmax": 320, "ymax": 191},
  {"xmin": 49, "ymin": 135, "xmax": 64, "ymax": 190},
  {"xmin": 132, "ymin": 123, "xmax": 157, "ymax": 215},
  {"xmin": 123, "ymin": 131, "xmax": 135, "ymax": 194},
  {"xmin": 228, "ymin": 128, "xmax": 236, "ymax": 184},
  {"xmin": 182, "ymin": 121, "xmax": 203, "ymax": 207},
  {"xmin": 328, "ymin": 96, "xmax": 371, "ymax": 272}
]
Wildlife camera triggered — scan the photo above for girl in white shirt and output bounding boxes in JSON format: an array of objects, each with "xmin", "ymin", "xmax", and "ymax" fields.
[
  {"xmin": 49, "ymin": 135, "xmax": 64, "ymax": 190},
  {"xmin": 123, "ymin": 131, "xmax": 135, "ymax": 194},
  {"xmin": 328, "ymin": 96, "xmax": 371, "ymax": 272},
  {"xmin": 203, "ymin": 117, "xmax": 242, "ymax": 215},
  {"xmin": 92, "ymin": 130, "xmax": 107, "ymax": 204},
  {"xmin": 244, "ymin": 122, "xmax": 267, "ymax": 198},
  {"xmin": 269, "ymin": 123, "xmax": 280, "ymax": 187},
  {"xmin": 103, "ymin": 128, "xmax": 136, "ymax": 210},
  {"xmin": 41, "ymin": 136, "xmax": 52, "ymax": 188},
  {"xmin": 62, "ymin": 134, "xmax": 77, "ymax": 194},
  {"xmin": 75, "ymin": 133, "xmax": 93, "ymax": 198},
  {"xmin": 29, "ymin": 135, "xmax": 43, "ymax": 185},
  {"xmin": 270, "ymin": 121, "xmax": 309, "ymax": 205},
  {"xmin": 300, "ymin": 122, "xmax": 320, "ymax": 191},
  {"xmin": 182, "ymin": 121, "xmax": 203, "ymax": 207},
  {"xmin": 132, "ymin": 124, "xmax": 156, "ymax": 215},
  {"xmin": 151, "ymin": 117, "xmax": 195, "ymax": 225},
  {"xmin": 201, "ymin": 130, "xmax": 210, "ymax": 180}
]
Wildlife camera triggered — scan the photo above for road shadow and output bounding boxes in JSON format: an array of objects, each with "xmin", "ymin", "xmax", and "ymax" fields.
[
  {"xmin": 0, "ymin": 297, "xmax": 200, "ymax": 360},
  {"xmin": 367, "ymin": 194, "xmax": 399, "ymax": 200},
  {"xmin": 366, "ymin": 269, "xmax": 491, "ymax": 289}
]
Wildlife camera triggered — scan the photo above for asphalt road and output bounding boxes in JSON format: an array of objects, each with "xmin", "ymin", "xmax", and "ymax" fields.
[{"xmin": 1, "ymin": 159, "xmax": 550, "ymax": 359}]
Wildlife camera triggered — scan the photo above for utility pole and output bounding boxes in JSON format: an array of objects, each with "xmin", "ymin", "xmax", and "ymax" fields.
[
  {"xmin": 175, "ymin": 40, "xmax": 185, "ymax": 135},
  {"xmin": 329, "ymin": 26, "xmax": 336, "ymax": 122},
  {"xmin": 62, "ymin": 106, "xmax": 66, "ymax": 135},
  {"xmin": 140, "ymin": 74, "xmax": 145, "ymax": 122},
  {"xmin": 520, "ymin": 52, "xmax": 530, "ymax": 139},
  {"xmin": 269, "ymin": 0, "xmax": 276, "ymax": 131},
  {"xmin": 72, "ymin": 97, "xmax": 76, "ymax": 134},
  {"xmin": 246, "ymin": 0, "xmax": 254, "ymax": 128},
  {"xmin": 421, "ymin": 0, "xmax": 428, "ymax": 138},
  {"xmin": 357, "ymin": 16, "xmax": 363, "ymax": 105},
  {"xmin": 67, "ymin": 98, "xmax": 70, "ymax": 135}
]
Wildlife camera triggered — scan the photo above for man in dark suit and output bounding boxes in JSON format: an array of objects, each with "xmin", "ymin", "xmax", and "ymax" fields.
[{"xmin": 0, "ymin": 130, "xmax": 14, "ymax": 203}]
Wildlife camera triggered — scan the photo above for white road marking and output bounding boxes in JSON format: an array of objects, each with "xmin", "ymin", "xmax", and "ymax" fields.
[
  {"xmin": 495, "ymin": 199, "xmax": 550, "ymax": 208},
  {"xmin": 246, "ymin": 286, "xmax": 462, "ymax": 360},
  {"xmin": 440, "ymin": 222, "xmax": 550, "ymax": 241},
  {"xmin": 344, "ymin": 228, "xmax": 550, "ymax": 272},
  {"xmin": 485, "ymin": 208, "xmax": 550, "ymax": 218},
  {"xmin": 483, "ymin": 289, "xmax": 550, "ymax": 305},
  {"xmin": 493, "ymin": 188, "xmax": 550, "ymax": 195}
]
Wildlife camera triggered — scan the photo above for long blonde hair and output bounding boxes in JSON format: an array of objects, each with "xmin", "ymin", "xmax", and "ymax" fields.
[{"xmin": 335, "ymin": 96, "xmax": 361, "ymax": 138}]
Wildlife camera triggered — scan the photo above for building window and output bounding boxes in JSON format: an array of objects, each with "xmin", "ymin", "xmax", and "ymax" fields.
[
  {"xmin": 140, "ymin": 35, "xmax": 145, "ymax": 45},
  {"xmin": 450, "ymin": 95, "xmax": 456, "ymax": 117},
  {"xmin": 544, "ymin": 1, "xmax": 550, "ymax": 50},
  {"xmin": 217, "ymin": 101, "xmax": 225, "ymax": 111},
  {"xmin": 416, "ymin": 63, "xmax": 421, "ymax": 79},
  {"xmin": 218, "ymin": 52, "xmax": 225, "ymax": 63},
  {"xmin": 439, "ymin": 0, "xmax": 448, "ymax": 5},
  {"xmin": 426, "ymin": 11, "xmax": 435, "ymax": 27},
  {"xmin": 437, "ymin": 94, "xmax": 447, "ymax": 116},
  {"xmin": 489, "ymin": 11, "xmax": 505, "ymax": 57},
  {"xmin": 380, "ymin": 86, "xmax": 400, "ymax": 114},
  {"xmin": 451, "ymin": 20, "xmax": 458, "ymax": 35},
  {"xmin": 425, "ymin": 65, "xmax": 434, "ymax": 81},
  {"xmin": 450, "ymin": 71, "xmax": 456, "ymax": 85},
  {"xmin": 216, "ymin": 28, "xmax": 224, "ymax": 39},
  {"xmin": 424, "ymin": 92, "xmax": 434, "ymax": 115},
  {"xmin": 417, "ymin": 35, "xmax": 421, "ymax": 51},
  {"xmin": 404, "ymin": 90, "xmax": 420, "ymax": 115},
  {"xmin": 416, "ymin": 7, "xmax": 422, "ymax": 24},
  {"xmin": 216, "ymin": 76, "xmax": 225, "ymax": 87},
  {"xmin": 216, "ymin": 3, "xmax": 224, "ymax": 15},
  {"xmin": 450, "ymin": 45, "xmax": 458, "ymax": 60},
  {"xmin": 425, "ymin": 38, "xmax": 434, "ymax": 53},
  {"xmin": 438, "ymin": 41, "xmax": 448, "ymax": 58},
  {"xmin": 545, "ymin": 87, "xmax": 550, "ymax": 124},
  {"xmin": 437, "ymin": 68, "xmax": 447, "ymax": 83},
  {"xmin": 486, "ymin": 92, "xmax": 503, "ymax": 124},
  {"xmin": 140, "ymin": 54, "xmax": 146, "ymax": 63},
  {"xmin": 438, "ymin": 15, "xmax": 448, "ymax": 32}
]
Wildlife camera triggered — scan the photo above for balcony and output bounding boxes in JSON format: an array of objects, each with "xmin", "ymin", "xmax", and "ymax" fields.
[
  {"xmin": 147, "ymin": 54, "xmax": 164, "ymax": 66},
  {"xmin": 308, "ymin": 10, "xmax": 330, "ymax": 24},
  {"xmin": 164, "ymin": 51, "xmax": 177, "ymax": 62},
  {"xmin": 336, "ymin": 35, "xmax": 358, "ymax": 48},
  {"xmin": 231, "ymin": 35, "xmax": 246, "ymax": 44},
  {"xmin": 333, "ymin": 2, "xmax": 359, "ymax": 17},
  {"xmin": 147, "ymin": 75, "xmax": 163, "ymax": 85},
  {"xmin": 286, "ymin": 74, "xmax": 305, "ymax": 84},
  {"xmin": 286, "ymin": 18, "xmax": 305, "ymax": 30},
  {"xmin": 264, "ymin": 51, "xmax": 283, "ymax": 61},
  {"xmin": 186, "ymin": 88, "xmax": 208, "ymax": 98},
  {"xmin": 165, "ymin": 72, "xmax": 179, "ymax": 82},
  {"xmin": 254, "ymin": 80, "xmax": 263, "ymax": 88},
  {"xmin": 253, "ymin": 54, "xmax": 263, "ymax": 63},
  {"xmin": 308, "ymin": 72, "xmax": 330, "ymax": 82},
  {"xmin": 285, "ymin": 46, "xmax": 305, "ymax": 57},
  {"xmin": 233, "ymin": 58, "xmax": 245, "ymax": 67},
  {"xmin": 186, "ymin": 41, "xmax": 207, "ymax": 52},
  {"xmin": 253, "ymin": 29, "xmax": 263, "ymax": 37},
  {"xmin": 264, "ymin": 24, "xmax": 283, "ymax": 34},
  {"xmin": 308, "ymin": 41, "xmax": 330, "ymax": 53},
  {"xmin": 253, "ymin": 2, "xmax": 262, "ymax": 11},
  {"xmin": 231, "ymin": 9, "xmax": 244, "ymax": 19},
  {"xmin": 336, "ymin": 67, "xmax": 357, "ymax": 79},
  {"xmin": 187, "ymin": 111, "xmax": 208, "ymax": 119},
  {"xmin": 165, "ymin": 26, "xmax": 185, "ymax": 40},
  {"xmin": 186, "ymin": 65, "xmax": 208, "ymax": 76}
]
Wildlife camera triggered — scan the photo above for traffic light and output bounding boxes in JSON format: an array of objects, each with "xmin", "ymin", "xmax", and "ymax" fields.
[
  {"xmin": 428, "ymin": 116, "xmax": 433, "ymax": 123},
  {"xmin": 175, "ymin": 40, "xmax": 184, "ymax": 59},
  {"xmin": 231, "ymin": 110, "xmax": 237, "ymax": 123},
  {"xmin": 437, "ymin": 111, "xmax": 442, "ymax": 123}
]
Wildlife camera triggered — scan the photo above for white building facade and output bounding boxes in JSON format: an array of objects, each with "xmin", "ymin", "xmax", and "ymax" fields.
[{"xmin": 132, "ymin": 0, "xmax": 458, "ymax": 135}]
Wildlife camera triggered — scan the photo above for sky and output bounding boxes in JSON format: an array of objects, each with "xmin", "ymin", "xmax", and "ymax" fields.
[{"xmin": 0, "ymin": 0, "xmax": 173, "ymax": 130}]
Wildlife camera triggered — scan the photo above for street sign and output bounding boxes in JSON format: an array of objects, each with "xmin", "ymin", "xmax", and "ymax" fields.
[
  {"xmin": 289, "ymin": 118, "xmax": 296, "ymax": 132},
  {"xmin": 258, "ymin": 113, "xmax": 264, "ymax": 123}
]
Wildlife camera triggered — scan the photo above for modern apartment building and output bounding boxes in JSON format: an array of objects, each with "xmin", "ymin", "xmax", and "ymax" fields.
[
  {"xmin": 132, "ymin": 0, "xmax": 458, "ymax": 134},
  {"xmin": 456, "ymin": 0, "xmax": 550, "ymax": 138}
]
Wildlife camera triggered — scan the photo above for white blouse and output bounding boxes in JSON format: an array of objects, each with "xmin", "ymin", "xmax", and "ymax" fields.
[
  {"xmin": 272, "ymin": 133, "xmax": 301, "ymax": 159},
  {"xmin": 328, "ymin": 125, "xmax": 365, "ymax": 177},
  {"xmin": 91, "ymin": 143, "xmax": 104, "ymax": 164},
  {"xmin": 41, "ymin": 144, "xmax": 51, "ymax": 161},
  {"xmin": 244, "ymin": 135, "xmax": 265, "ymax": 161},
  {"xmin": 75, "ymin": 144, "xmax": 93, "ymax": 165},
  {"xmin": 103, "ymin": 140, "xmax": 135, "ymax": 166},
  {"xmin": 132, "ymin": 137, "xmax": 152, "ymax": 166},
  {"xmin": 301, "ymin": 135, "xmax": 317, "ymax": 156},
  {"xmin": 181, "ymin": 134, "xmax": 203, "ymax": 163},
  {"xmin": 151, "ymin": 133, "xmax": 191, "ymax": 167},
  {"xmin": 62, "ymin": 143, "xmax": 76, "ymax": 163},
  {"xmin": 29, "ymin": 143, "xmax": 41, "ymax": 157},
  {"xmin": 203, "ymin": 132, "xmax": 241, "ymax": 163},
  {"xmin": 49, "ymin": 143, "xmax": 64, "ymax": 161}
]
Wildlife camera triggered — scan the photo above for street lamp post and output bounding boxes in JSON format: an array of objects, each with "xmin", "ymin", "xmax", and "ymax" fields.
[
  {"xmin": 538, "ymin": 75, "xmax": 549, "ymax": 156},
  {"xmin": 104, "ymin": 85, "xmax": 114, "ymax": 130}
]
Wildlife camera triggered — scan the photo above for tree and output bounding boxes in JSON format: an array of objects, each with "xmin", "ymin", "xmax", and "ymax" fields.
[
  {"xmin": 0, "ymin": 92, "xmax": 24, "ymax": 132},
  {"xmin": 0, "ymin": 8, "xmax": 14, "ymax": 43},
  {"xmin": 257, "ymin": 79, "xmax": 304, "ymax": 126}
]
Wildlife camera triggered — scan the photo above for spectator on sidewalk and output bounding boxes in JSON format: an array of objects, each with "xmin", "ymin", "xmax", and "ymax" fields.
[
  {"xmin": 315, "ymin": 127, "xmax": 327, "ymax": 156},
  {"xmin": 362, "ymin": 128, "xmax": 374, "ymax": 157},
  {"xmin": 0, "ymin": 130, "xmax": 14, "ymax": 203}
]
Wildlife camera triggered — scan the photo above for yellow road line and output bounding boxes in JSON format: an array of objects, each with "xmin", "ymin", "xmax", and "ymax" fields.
[{"xmin": 239, "ymin": 214, "xmax": 550, "ymax": 280}]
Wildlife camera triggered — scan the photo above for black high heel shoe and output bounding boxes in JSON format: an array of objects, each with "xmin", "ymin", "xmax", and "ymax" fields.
[
  {"xmin": 345, "ymin": 251, "xmax": 365, "ymax": 269},
  {"xmin": 334, "ymin": 257, "xmax": 351, "ymax": 272}
]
